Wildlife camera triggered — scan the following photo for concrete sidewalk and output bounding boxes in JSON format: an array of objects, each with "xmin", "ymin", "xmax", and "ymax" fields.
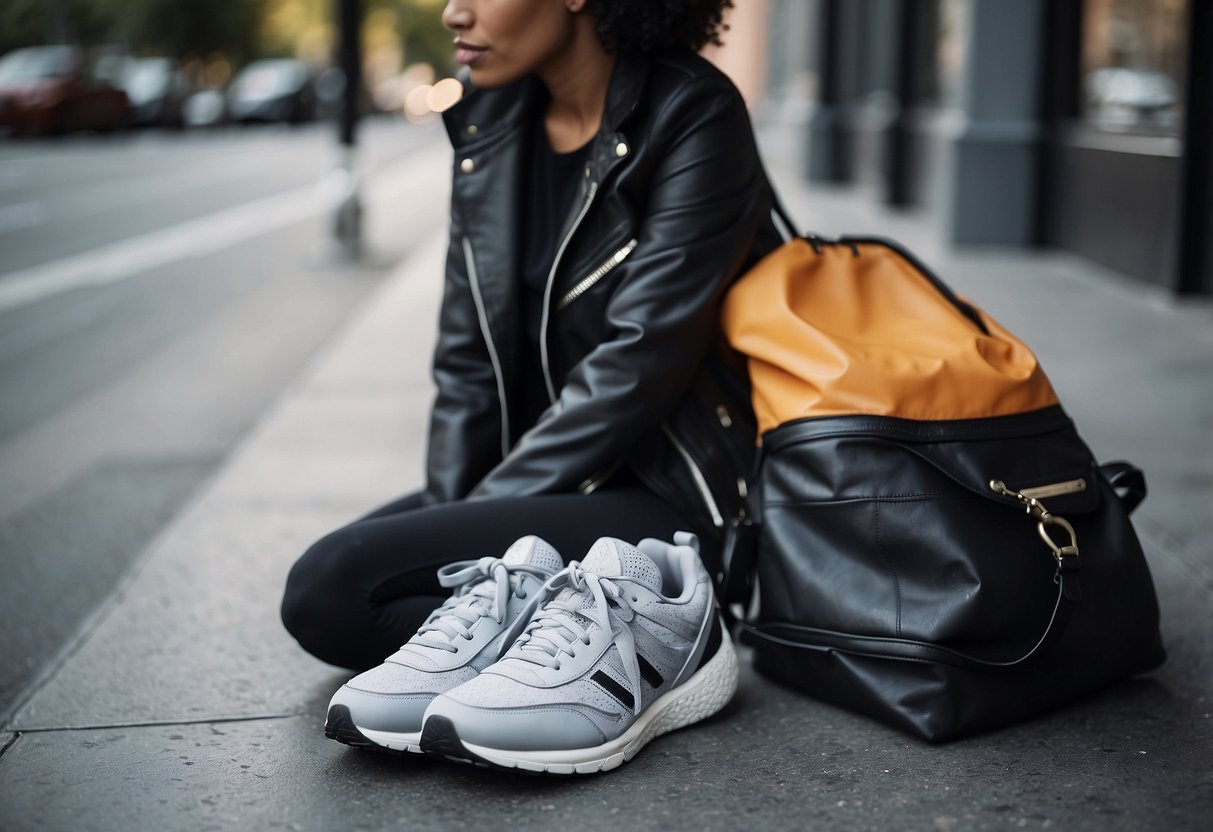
[{"xmin": 1, "ymin": 128, "xmax": 1209, "ymax": 831}]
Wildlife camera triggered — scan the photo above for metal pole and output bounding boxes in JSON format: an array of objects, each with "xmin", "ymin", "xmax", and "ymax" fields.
[
  {"xmin": 1178, "ymin": 0, "xmax": 1212, "ymax": 294},
  {"xmin": 884, "ymin": 0, "xmax": 919, "ymax": 208},
  {"xmin": 806, "ymin": 0, "xmax": 844, "ymax": 183},
  {"xmin": 331, "ymin": 0, "xmax": 364, "ymax": 259}
]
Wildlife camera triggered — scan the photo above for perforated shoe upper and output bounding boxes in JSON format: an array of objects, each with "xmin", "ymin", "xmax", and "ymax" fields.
[
  {"xmin": 327, "ymin": 536, "xmax": 563, "ymax": 736},
  {"xmin": 423, "ymin": 533, "xmax": 720, "ymax": 752}
]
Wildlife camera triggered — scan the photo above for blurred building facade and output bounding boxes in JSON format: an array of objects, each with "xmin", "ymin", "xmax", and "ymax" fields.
[{"xmin": 754, "ymin": 0, "xmax": 1211, "ymax": 295}]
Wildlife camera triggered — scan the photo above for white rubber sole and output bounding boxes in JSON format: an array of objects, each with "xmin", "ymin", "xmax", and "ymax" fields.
[
  {"xmin": 452, "ymin": 634, "xmax": 739, "ymax": 775},
  {"xmin": 355, "ymin": 727, "xmax": 423, "ymax": 754}
]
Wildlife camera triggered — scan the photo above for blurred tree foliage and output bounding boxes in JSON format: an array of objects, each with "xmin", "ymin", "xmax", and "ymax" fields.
[
  {"xmin": 0, "ymin": 0, "xmax": 266, "ymax": 62},
  {"xmin": 393, "ymin": 0, "xmax": 452, "ymax": 71},
  {"xmin": 0, "ymin": 0, "xmax": 450, "ymax": 72},
  {"xmin": 0, "ymin": 0, "xmax": 113, "ymax": 56},
  {"xmin": 102, "ymin": 0, "xmax": 268, "ymax": 63}
]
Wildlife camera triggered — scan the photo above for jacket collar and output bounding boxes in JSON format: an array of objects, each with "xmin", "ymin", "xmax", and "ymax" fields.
[
  {"xmin": 602, "ymin": 50, "xmax": 649, "ymax": 132},
  {"xmin": 443, "ymin": 51, "xmax": 651, "ymax": 149}
]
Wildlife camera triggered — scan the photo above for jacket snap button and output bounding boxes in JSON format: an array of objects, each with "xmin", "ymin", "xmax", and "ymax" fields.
[
  {"xmin": 466, "ymin": 124, "xmax": 479, "ymax": 136},
  {"xmin": 615, "ymin": 142, "xmax": 629, "ymax": 157},
  {"xmin": 460, "ymin": 158, "xmax": 475, "ymax": 174}
]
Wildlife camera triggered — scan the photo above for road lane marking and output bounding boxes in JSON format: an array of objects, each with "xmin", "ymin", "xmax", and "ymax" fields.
[
  {"xmin": 0, "ymin": 188, "xmax": 317, "ymax": 312},
  {"xmin": 0, "ymin": 201, "xmax": 47, "ymax": 233},
  {"xmin": 0, "ymin": 144, "xmax": 449, "ymax": 313}
]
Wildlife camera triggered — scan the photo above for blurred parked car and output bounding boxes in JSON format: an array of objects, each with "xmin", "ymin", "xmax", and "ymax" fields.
[
  {"xmin": 0, "ymin": 46, "xmax": 131, "ymax": 135},
  {"xmin": 314, "ymin": 66, "xmax": 377, "ymax": 121},
  {"xmin": 123, "ymin": 57, "xmax": 188, "ymax": 128},
  {"xmin": 1085, "ymin": 67, "xmax": 1179, "ymax": 128},
  {"xmin": 227, "ymin": 59, "xmax": 316, "ymax": 124},
  {"xmin": 183, "ymin": 89, "xmax": 227, "ymax": 129}
]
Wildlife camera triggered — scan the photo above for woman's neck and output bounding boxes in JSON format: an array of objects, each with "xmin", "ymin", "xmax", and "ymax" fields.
[{"xmin": 537, "ymin": 15, "xmax": 616, "ymax": 153}]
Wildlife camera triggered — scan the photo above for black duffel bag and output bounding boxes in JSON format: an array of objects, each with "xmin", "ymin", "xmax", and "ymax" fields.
[{"xmin": 720, "ymin": 232, "xmax": 1165, "ymax": 742}]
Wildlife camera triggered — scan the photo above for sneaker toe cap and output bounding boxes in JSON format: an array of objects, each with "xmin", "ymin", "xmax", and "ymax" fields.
[
  {"xmin": 423, "ymin": 693, "xmax": 606, "ymax": 752},
  {"xmin": 328, "ymin": 683, "xmax": 433, "ymax": 735}
]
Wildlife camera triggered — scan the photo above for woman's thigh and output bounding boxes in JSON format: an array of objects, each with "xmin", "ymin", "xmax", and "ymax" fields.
[{"xmin": 281, "ymin": 488, "xmax": 689, "ymax": 669}]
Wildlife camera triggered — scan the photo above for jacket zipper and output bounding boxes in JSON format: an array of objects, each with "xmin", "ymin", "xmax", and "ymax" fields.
[
  {"xmin": 662, "ymin": 425, "xmax": 724, "ymax": 528},
  {"xmin": 539, "ymin": 180, "xmax": 600, "ymax": 404},
  {"xmin": 578, "ymin": 459, "xmax": 622, "ymax": 494},
  {"xmin": 462, "ymin": 236, "xmax": 511, "ymax": 458},
  {"xmin": 556, "ymin": 238, "xmax": 639, "ymax": 311}
]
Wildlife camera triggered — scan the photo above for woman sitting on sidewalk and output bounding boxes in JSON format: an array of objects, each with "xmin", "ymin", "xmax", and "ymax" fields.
[{"xmin": 281, "ymin": 0, "xmax": 782, "ymax": 772}]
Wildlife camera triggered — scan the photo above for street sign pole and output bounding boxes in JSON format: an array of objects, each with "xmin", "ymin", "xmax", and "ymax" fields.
[{"xmin": 331, "ymin": 0, "xmax": 363, "ymax": 259}]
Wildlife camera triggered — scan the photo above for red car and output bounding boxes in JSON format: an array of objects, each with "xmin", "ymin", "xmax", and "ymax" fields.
[{"xmin": 0, "ymin": 46, "xmax": 131, "ymax": 135}]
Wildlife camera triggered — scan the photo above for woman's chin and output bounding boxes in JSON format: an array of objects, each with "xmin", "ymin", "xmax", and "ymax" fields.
[{"xmin": 466, "ymin": 64, "xmax": 527, "ymax": 90}]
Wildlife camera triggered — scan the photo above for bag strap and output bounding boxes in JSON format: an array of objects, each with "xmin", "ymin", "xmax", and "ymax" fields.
[
  {"xmin": 739, "ymin": 561, "xmax": 1077, "ymax": 672},
  {"xmin": 769, "ymin": 188, "xmax": 800, "ymax": 241},
  {"xmin": 734, "ymin": 479, "xmax": 1089, "ymax": 670},
  {"xmin": 763, "ymin": 183, "xmax": 991, "ymax": 335},
  {"xmin": 720, "ymin": 513, "xmax": 759, "ymax": 610}
]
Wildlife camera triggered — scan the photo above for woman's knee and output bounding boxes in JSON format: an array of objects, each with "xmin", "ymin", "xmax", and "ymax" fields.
[{"xmin": 280, "ymin": 527, "xmax": 366, "ymax": 661}]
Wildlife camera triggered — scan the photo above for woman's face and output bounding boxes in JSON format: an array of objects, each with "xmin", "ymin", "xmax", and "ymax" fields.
[{"xmin": 442, "ymin": 0, "xmax": 581, "ymax": 88}]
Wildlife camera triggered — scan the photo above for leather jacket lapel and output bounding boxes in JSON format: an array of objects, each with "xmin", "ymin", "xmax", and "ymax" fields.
[{"xmin": 444, "ymin": 56, "xmax": 649, "ymax": 405}]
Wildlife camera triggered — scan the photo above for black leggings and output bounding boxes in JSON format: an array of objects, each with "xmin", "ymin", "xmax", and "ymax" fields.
[{"xmin": 280, "ymin": 488, "xmax": 690, "ymax": 670}]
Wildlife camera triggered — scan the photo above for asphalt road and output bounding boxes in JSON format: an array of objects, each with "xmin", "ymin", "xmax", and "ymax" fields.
[{"xmin": 0, "ymin": 117, "xmax": 448, "ymax": 718}]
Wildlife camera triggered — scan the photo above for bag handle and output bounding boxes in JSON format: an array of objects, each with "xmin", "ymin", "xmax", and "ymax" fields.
[{"xmin": 1100, "ymin": 461, "xmax": 1147, "ymax": 514}]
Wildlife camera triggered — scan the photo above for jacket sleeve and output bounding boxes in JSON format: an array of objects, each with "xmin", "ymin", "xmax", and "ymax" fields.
[
  {"xmin": 470, "ymin": 76, "xmax": 766, "ymax": 499},
  {"xmin": 423, "ymin": 207, "xmax": 506, "ymax": 503}
]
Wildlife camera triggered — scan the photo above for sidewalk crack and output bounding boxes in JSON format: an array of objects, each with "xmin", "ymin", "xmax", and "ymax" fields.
[
  {"xmin": 0, "ymin": 732, "xmax": 19, "ymax": 760},
  {"xmin": 13, "ymin": 712, "xmax": 304, "ymax": 735}
]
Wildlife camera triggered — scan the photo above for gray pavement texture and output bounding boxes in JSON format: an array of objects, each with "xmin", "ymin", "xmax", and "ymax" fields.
[{"xmin": 1, "ymin": 125, "xmax": 1211, "ymax": 832}]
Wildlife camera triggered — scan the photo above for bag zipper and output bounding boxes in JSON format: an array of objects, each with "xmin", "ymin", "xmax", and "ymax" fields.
[
  {"xmin": 662, "ymin": 425, "xmax": 724, "ymax": 528},
  {"xmin": 556, "ymin": 238, "xmax": 639, "ymax": 311},
  {"xmin": 462, "ymin": 236, "xmax": 511, "ymax": 457},
  {"xmin": 1019, "ymin": 478, "xmax": 1087, "ymax": 500}
]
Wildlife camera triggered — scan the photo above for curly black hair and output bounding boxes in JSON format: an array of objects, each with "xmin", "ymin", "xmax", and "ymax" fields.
[{"xmin": 590, "ymin": 0, "xmax": 735, "ymax": 54}]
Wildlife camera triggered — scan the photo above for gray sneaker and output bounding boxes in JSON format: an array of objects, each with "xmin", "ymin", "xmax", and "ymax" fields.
[
  {"xmin": 418, "ymin": 532, "xmax": 738, "ymax": 774},
  {"xmin": 324, "ymin": 536, "xmax": 563, "ymax": 753}
]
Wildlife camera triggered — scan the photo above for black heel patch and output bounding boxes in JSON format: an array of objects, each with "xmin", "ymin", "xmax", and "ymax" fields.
[
  {"xmin": 325, "ymin": 705, "xmax": 378, "ymax": 750},
  {"xmin": 694, "ymin": 614, "xmax": 724, "ymax": 672},
  {"xmin": 420, "ymin": 716, "xmax": 492, "ymax": 768}
]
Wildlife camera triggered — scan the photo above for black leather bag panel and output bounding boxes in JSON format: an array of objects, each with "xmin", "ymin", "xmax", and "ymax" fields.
[{"xmin": 741, "ymin": 406, "xmax": 1166, "ymax": 741}]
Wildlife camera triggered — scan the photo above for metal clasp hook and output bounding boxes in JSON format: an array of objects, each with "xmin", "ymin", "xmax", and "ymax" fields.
[{"xmin": 990, "ymin": 479, "xmax": 1081, "ymax": 564}]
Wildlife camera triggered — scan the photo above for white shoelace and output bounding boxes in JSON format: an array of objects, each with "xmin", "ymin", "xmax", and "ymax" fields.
[
  {"xmin": 504, "ymin": 562, "xmax": 658, "ymax": 715},
  {"xmin": 404, "ymin": 557, "xmax": 551, "ymax": 654}
]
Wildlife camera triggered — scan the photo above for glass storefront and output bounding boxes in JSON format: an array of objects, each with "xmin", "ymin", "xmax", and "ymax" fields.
[{"xmin": 1081, "ymin": 0, "xmax": 1188, "ymax": 132}]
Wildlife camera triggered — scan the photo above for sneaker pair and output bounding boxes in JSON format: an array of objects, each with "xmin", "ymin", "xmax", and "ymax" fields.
[{"xmin": 324, "ymin": 532, "xmax": 738, "ymax": 774}]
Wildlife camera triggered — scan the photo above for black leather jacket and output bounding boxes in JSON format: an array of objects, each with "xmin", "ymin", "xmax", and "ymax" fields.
[{"xmin": 423, "ymin": 49, "xmax": 783, "ymax": 565}]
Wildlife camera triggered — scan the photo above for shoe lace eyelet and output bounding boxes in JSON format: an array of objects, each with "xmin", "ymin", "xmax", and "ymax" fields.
[{"xmin": 518, "ymin": 590, "xmax": 527, "ymax": 599}]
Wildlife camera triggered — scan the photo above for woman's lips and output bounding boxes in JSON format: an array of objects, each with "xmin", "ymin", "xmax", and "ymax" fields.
[{"xmin": 454, "ymin": 40, "xmax": 488, "ymax": 65}]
